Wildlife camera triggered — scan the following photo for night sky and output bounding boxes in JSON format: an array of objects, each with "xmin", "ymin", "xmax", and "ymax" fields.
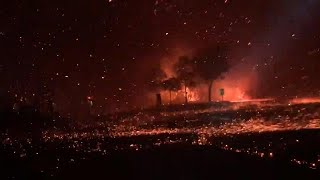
[{"xmin": 1, "ymin": 0, "xmax": 320, "ymax": 114}]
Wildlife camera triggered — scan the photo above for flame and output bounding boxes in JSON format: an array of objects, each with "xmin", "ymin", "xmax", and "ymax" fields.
[
  {"xmin": 289, "ymin": 97, "xmax": 320, "ymax": 104},
  {"xmin": 160, "ymin": 88, "xmax": 199, "ymax": 104},
  {"xmin": 160, "ymin": 83, "xmax": 251, "ymax": 104},
  {"xmin": 186, "ymin": 88, "xmax": 200, "ymax": 102}
]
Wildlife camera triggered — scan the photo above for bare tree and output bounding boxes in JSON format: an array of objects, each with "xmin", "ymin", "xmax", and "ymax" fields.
[
  {"xmin": 175, "ymin": 56, "xmax": 197, "ymax": 104},
  {"xmin": 145, "ymin": 65, "xmax": 167, "ymax": 106},
  {"xmin": 146, "ymin": 65, "xmax": 167, "ymax": 92},
  {"xmin": 162, "ymin": 77, "xmax": 181, "ymax": 104},
  {"xmin": 193, "ymin": 45, "xmax": 230, "ymax": 102}
]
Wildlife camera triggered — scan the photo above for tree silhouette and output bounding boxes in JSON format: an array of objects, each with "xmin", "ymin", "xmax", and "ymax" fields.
[
  {"xmin": 194, "ymin": 45, "xmax": 230, "ymax": 102},
  {"xmin": 146, "ymin": 65, "xmax": 167, "ymax": 92},
  {"xmin": 162, "ymin": 77, "xmax": 181, "ymax": 104},
  {"xmin": 145, "ymin": 65, "xmax": 167, "ymax": 106},
  {"xmin": 175, "ymin": 56, "xmax": 197, "ymax": 104}
]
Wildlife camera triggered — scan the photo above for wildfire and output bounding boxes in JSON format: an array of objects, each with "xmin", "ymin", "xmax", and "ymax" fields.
[
  {"xmin": 289, "ymin": 97, "xmax": 320, "ymax": 104},
  {"xmin": 186, "ymin": 88, "xmax": 200, "ymax": 102},
  {"xmin": 160, "ymin": 85, "xmax": 250, "ymax": 104},
  {"xmin": 157, "ymin": 47, "xmax": 256, "ymax": 104},
  {"xmin": 160, "ymin": 88, "xmax": 200, "ymax": 104},
  {"xmin": 217, "ymin": 86, "xmax": 250, "ymax": 102}
]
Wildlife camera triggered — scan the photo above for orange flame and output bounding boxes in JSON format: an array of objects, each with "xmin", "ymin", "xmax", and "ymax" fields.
[{"xmin": 289, "ymin": 97, "xmax": 320, "ymax": 104}]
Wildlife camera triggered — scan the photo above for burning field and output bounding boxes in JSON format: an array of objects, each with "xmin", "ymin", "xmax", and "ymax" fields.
[{"xmin": 2, "ymin": 100, "xmax": 320, "ymax": 178}]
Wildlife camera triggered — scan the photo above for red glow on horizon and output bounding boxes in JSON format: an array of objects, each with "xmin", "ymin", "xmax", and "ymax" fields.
[{"xmin": 289, "ymin": 97, "xmax": 320, "ymax": 104}]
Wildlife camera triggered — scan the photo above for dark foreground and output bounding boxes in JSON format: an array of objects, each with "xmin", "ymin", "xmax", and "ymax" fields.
[
  {"xmin": 1, "ymin": 102, "xmax": 320, "ymax": 179},
  {"xmin": 1, "ymin": 129, "xmax": 320, "ymax": 179}
]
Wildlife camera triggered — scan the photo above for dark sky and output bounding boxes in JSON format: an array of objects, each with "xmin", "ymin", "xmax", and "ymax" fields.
[{"xmin": 1, "ymin": 0, "xmax": 320, "ymax": 113}]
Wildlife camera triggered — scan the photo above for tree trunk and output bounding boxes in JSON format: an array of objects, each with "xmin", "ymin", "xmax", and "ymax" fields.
[
  {"xmin": 156, "ymin": 93, "xmax": 162, "ymax": 107},
  {"xmin": 208, "ymin": 81, "xmax": 213, "ymax": 102},
  {"xmin": 169, "ymin": 90, "xmax": 172, "ymax": 105},
  {"xmin": 184, "ymin": 84, "xmax": 188, "ymax": 104}
]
